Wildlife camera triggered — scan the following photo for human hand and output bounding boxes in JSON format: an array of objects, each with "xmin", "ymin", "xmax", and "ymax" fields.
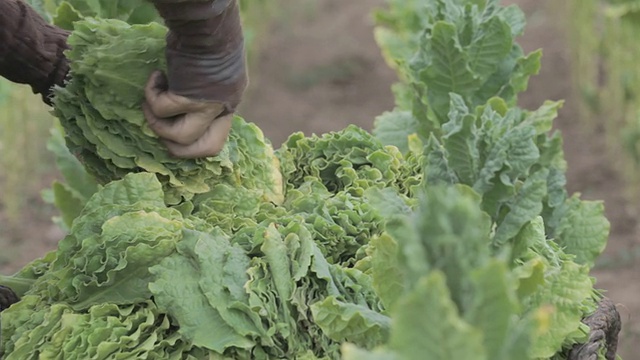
[{"xmin": 142, "ymin": 71, "xmax": 233, "ymax": 159}]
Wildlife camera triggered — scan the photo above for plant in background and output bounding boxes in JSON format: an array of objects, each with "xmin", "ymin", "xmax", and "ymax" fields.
[
  {"xmin": 363, "ymin": 0, "xmax": 614, "ymax": 357},
  {"xmin": 372, "ymin": 0, "xmax": 541, "ymax": 151}
]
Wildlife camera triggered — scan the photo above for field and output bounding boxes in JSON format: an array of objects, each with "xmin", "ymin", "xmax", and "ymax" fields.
[{"xmin": 0, "ymin": 0, "xmax": 638, "ymax": 358}]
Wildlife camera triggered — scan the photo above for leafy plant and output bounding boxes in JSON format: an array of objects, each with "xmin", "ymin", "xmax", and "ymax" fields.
[
  {"xmin": 372, "ymin": 0, "xmax": 540, "ymax": 152},
  {"xmin": 51, "ymin": 17, "xmax": 283, "ymax": 206}
]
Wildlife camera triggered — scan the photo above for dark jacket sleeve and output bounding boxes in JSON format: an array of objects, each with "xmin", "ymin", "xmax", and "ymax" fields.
[
  {"xmin": 0, "ymin": 0, "xmax": 70, "ymax": 105},
  {"xmin": 151, "ymin": 0, "xmax": 247, "ymax": 114},
  {"xmin": 0, "ymin": 0, "xmax": 246, "ymax": 112}
]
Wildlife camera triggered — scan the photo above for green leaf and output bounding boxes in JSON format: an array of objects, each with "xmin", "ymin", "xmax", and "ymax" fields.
[
  {"xmin": 466, "ymin": 260, "xmax": 520, "ymax": 359},
  {"xmin": 82, "ymin": 172, "xmax": 165, "ymax": 209},
  {"xmin": 524, "ymin": 100, "xmax": 564, "ymax": 135},
  {"xmin": 379, "ymin": 184, "xmax": 493, "ymax": 317},
  {"xmin": 373, "ymin": 110, "xmax": 419, "ymax": 153},
  {"xmin": 52, "ymin": 1, "xmax": 83, "ymax": 30},
  {"xmin": 311, "ymin": 296, "xmax": 390, "ymax": 347},
  {"xmin": 497, "ymin": 317, "xmax": 535, "ymax": 360},
  {"xmin": 497, "ymin": 5, "xmax": 527, "ymax": 37},
  {"xmin": 468, "ymin": 17, "xmax": 513, "ymax": 81},
  {"xmin": 47, "ymin": 125, "xmax": 98, "ymax": 199},
  {"xmin": 54, "ymin": 210, "xmax": 182, "ymax": 310},
  {"xmin": 442, "ymin": 95, "xmax": 479, "ymax": 185},
  {"xmin": 0, "ymin": 276, "xmax": 36, "ymax": 299},
  {"xmin": 261, "ymin": 224, "xmax": 294, "ymax": 311},
  {"xmin": 364, "ymin": 187, "xmax": 414, "ymax": 219},
  {"xmin": 50, "ymin": 181, "xmax": 86, "ymax": 229},
  {"xmin": 424, "ymin": 134, "xmax": 459, "ymax": 185},
  {"xmin": 526, "ymin": 261, "xmax": 595, "ymax": 358},
  {"xmin": 510, "ymin": 49, "xmax": 542, "ymax": 95},
  {"xmin": 369, "ymin": 234, "xmax": 404, "ymax": 311},
  {"xmin": 418, "ymin": 21, "xmax": 480, "ymax": 119},
  {"xmin": 493, "ymin": 169, "xmax": 549, "ymax": 246},
  {"xmin": 390, "ymin": 272, "xmax": 487, "ymax": 360},
  {"xmin": 148, "ymin": 230, "xmax": 255, "ymax": 352},
  {"xmin": 511, "ymin": 215, "xmax": 547, "ymax": 263},
  {"xmin": 1, "ymin": 297, "xmax": 201, "ymax": 359},
  {"xmin": 553, "ymin": 196, "xmax": 610, "ymax": 266},
  {"xmin": 514, "ymin": 257, "xmax": 546, "ymax": 302},
  {"xmin": 341, "ymin": 343, "xmax": 398, "ymax": 360},
  {"xmin": 193, "ymin": 229, "xmax": 266, "ymax": 339}
]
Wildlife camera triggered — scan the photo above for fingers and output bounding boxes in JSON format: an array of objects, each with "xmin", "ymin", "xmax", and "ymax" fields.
[
  {"xmin": 143, "ymin": 101, "xmax": 224, "ymax": 145},
  {"xmin": 162, "ymin": 114, "xmax": 233, "ymax": 159},
  {"xmin": 143, "ymin": 70, "xmax": 231, "ymax": 158},
  {"xmin": 144, "ymin": 71, "xmax": 213, "ymax": 118},
  {"xmin": 143, "ymin": 105, "xmax": 231, "ymax": 158}
]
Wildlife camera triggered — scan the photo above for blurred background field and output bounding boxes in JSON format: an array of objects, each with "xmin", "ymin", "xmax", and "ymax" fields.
[
  {"xmin": 0, "ymin": 80, "xmax": 63, "ymax": 269},
  {"xmin": 1, "ymin": 0, "xmax": 639, "ymax": 358},
  {"xmin": 561, "ymin": 0, "xmax": 640, "ymax": 201}
]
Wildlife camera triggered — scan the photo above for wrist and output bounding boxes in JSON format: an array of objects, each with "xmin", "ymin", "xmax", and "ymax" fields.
[
  {"xmin": 164, "ymin": 41, "xmax": 247, "ymax": 108},
  {"xmin": 155, "ymin": 0, "xmax": 240, "ymax": 52},
  {"xmin": 153, "ymin": 0, "xmax": 247, "ymax": 109}
]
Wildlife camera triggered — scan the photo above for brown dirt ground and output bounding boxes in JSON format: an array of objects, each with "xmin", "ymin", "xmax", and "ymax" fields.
[{"xmin": 1, "ymin": 0, "xmax": 638, "ymax": 358}]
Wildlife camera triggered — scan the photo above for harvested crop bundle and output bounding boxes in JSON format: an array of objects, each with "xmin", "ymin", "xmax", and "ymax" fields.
[
  {"xmin": 0, "ymin": 172, "xmax": 390, "ymax": 359},
  {"xmin": 52, "ymin": 18, "xmax": 283, "ymax": 205}
]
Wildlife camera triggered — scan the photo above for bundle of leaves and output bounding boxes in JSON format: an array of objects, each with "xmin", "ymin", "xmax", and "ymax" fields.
[
  {"xmin": 1, "ymin": 172, "xmax": 393, "ymax": 359},
  {"xmin": 52, "ymin": 17, "xmax": 283, "ymax": 205},
  {"xmin": 277, "ymin": 125, "xmax": 423, "ymax": 198}
]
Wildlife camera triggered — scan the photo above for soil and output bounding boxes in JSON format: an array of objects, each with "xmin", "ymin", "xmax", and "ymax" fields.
[{"xmin": 2, "ymin": 0, "xmax": 638, "ymax": 358}]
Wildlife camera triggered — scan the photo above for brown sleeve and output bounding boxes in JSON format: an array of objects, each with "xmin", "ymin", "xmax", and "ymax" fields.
[
  {"xmin": 151, "ymin": 0, "xmax": 247, "ymax": 114},
  {"xmin": 0, "ymin": 0, "xmax": 71, "ymax": 105}
]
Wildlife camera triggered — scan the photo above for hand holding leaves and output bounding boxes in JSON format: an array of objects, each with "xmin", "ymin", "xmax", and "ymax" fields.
[{"xmin": 143, "ymin": 71, "xmax": 233, "ymax": 159}]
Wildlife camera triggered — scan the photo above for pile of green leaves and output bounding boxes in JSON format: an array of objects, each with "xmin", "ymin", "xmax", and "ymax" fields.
[
  {"xmin": 0, "ymin": 0, "xmax": 617, "ymax": 359},
  {"xmin": 1, "ymin": 170, "xmax": 394, "ymax": 359},
  {"xmin": 51, "ymin": 17, "xmax": 283, "ymax": 206},
  {"xmin": 0, "ymin": 127, "xmax": 421, "ymax": 359}
]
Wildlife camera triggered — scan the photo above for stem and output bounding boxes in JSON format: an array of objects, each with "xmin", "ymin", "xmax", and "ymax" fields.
[{"xmin": 0, "ymin": 275, "xmax": 36, "ymax": 298}]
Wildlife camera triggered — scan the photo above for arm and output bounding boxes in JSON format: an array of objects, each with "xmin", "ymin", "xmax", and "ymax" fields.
[
  {"xmin": 0, "ymin": 0, "xmax": 70, "ymax": 105},
  {"xmin": 144, "ymin": 0, "xmax": 248, "ymax": 158},
  {"xmin": 0, "ymin": 0, "xmax": 246, "ymax": 158}
]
